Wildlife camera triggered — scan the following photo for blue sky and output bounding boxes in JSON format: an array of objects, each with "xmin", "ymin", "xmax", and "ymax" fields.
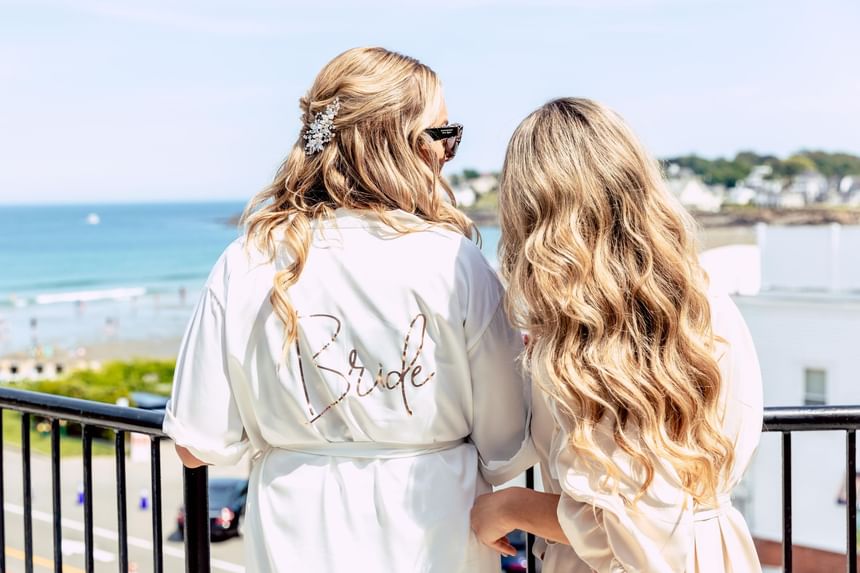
[{"xmin": 1, "ymin": 0, "xmax": 858, "ymax": 204}]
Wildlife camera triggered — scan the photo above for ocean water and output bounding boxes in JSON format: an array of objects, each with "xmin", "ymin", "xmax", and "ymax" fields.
[
  {"xmin": 0, "ymin": 202, "xmax": 500, "ymax": 355},
  {"xmin": 0, "ymin": 202, "xmax": 246, "ymax": 305}
]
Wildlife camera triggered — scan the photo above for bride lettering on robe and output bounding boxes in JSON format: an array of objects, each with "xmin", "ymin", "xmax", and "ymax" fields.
[{"xmin": 295, "ymin": 313, "xmax": 436, "ymax": 423}]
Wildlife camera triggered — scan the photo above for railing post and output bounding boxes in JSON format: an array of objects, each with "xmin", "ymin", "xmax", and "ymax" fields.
[
  {"xmin": 22, "ymin": 413, "xmax": 33, "ymax": 573},
  {"xmin": 150, "ymin": 437, "xmax": 164, "ymax": 573},
  {"xmin": 0, "ymin": 409, "xmax": 5, "ymax": 573},
  {"xmin": 82, "ymin": 425, "xmax": 94, "ymax": 573},
  {"xmin": 782, "ymin": 432, "xmax": 793, "ymax": 573},
  {"xmin": 183, "ymin": 465, "xmax": 211, "ymax": 573},
  {"xmin": 847, "ymin": 430, "xmax": 857, "ymax": 573},
  {"xmin": 50, "ymin": 419, "xmax": 63, "ymax": 573},
  {"xmin": 115, "ymin": 431, "xmax": 129, "ymax": 573},
  {"xmin": 525, "ymin": 467, "xmax": 536, "ymax": 573}
]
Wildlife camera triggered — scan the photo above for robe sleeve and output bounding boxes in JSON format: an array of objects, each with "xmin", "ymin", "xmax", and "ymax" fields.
[
  {"xmin": 468, "ymin": 301, "xmax": 537, "ymax": 485},
  {"xmin": 551, "ymin": 416, "xmax": 694, "ymax": 573},
  {"xmin": 163, "ymin": 286, "xmax": 249, "ymax": 466}
]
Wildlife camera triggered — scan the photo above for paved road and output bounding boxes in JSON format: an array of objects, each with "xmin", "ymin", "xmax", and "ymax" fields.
[{"xmin": 2, "ymin": 438, "xmax": 249, "ymax": 572}]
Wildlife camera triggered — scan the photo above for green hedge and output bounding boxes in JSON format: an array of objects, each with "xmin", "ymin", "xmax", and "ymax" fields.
[
  {"xmin": 5, "ymin": 359, "xmax": 175, "ymax": 405},
  {"xmin": 0, "ymin": 359, "xmax": 175, "ymax": 456}
]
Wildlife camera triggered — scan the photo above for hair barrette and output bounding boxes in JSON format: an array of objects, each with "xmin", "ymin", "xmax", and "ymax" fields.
[{"xmin": 303, "ymin": 97, "xmax": 341, "ymax": 155}]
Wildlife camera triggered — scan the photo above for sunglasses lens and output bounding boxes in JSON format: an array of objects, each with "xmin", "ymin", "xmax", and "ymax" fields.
[
  {"xmin": 445, "ymin": 126, "xmax": 461, "ymax": 160},
  {"xmin": 445, "ymin": 139, "xmax": 457, "ymax": 159}
]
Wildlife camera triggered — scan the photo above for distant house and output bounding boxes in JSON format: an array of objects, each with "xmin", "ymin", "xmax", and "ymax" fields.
[
  {"xmin": 452, "ymin": 184, "xmax": 476, "ymax": 207},
  {"xmin": 820, "ymin": 190, "xmax": 845, "ymax": 207},
  {"xmin": 745, "ymin": 164, "xmax": 773, "ymax": 187},
  {"xmin": 839, "ymin": 175, "xmax": 860, "ymax": 194},
  {"xmin": 468, "ymin": 174, "xmax": 498, "ymax": 196},
  {"xmin": 753, "ymin": 190, "xmax": 779, "ymax": 208},
  {"xmin": 786, "ymin": 171, "xmax": 828, "ymax": 203},
  {"xmin": 665, "ymin": 176, "xmax": 722, "ymax": 212},
  {"xmin": 726, "ymin": 185, "xmax": 758, "ymax": 206},
  {"xmin": 846, "ymin": 189, "xmax": 860, "ymax": 207},
  {"xmin": 743, "ymin": 165, "xmax": 783, "ymax": 194},
  {"xmin": 776, "ymin": 190, "xmax": 806, "ymax": 209}
]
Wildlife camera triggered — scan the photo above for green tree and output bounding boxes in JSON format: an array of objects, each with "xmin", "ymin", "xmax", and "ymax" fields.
[
  {"xmin": 661, "ymin": 151, "xmax": 860, "ymax": 184},
  {"xmin": 798, "ymin": 151, "xmax": 860, "ymax": 178},
  {"xmin": 781, "ymin": 155, "xmax": 818, "ymax": 178},
  {"xmin": 462, "ymin": 169, "xmax": 480, "ymax": 180}
]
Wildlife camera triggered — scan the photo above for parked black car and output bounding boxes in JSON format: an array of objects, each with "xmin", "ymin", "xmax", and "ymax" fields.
[{"xmin": 176, "ymin": 477, "xmax": 248, "ymax": 542}]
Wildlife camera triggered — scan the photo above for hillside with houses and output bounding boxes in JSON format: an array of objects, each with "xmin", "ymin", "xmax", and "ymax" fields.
[{"xmin": 451, "ymin": 151, "xmax": 860, "ymax": 226}]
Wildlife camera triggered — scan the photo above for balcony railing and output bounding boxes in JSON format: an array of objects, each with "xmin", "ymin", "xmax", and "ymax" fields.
[
  {"xmin": 762, "ymin": 406, "xmax": 860, "ymax": 573},
  {"xmin": 0, "ymin": 387, "xmax": 210, "ymax": 573},
  {"xmin": 0, "ymin": 386, "xmax": 857, "ymax": 573}
]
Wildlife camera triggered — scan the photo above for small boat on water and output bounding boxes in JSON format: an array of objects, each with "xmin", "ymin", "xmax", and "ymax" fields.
[{"xmin": 86, "ymin": 213, "xmax": 100, "ymax": 225}]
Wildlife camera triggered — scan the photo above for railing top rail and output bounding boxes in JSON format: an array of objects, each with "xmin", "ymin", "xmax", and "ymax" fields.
[
  {"xmin": 763, "ymin": 404, "xmax": 860, "ymax": 432},
  {"xmin": 0, "ymin": 387, "xmax": 166, "ymax": 435},
  {"xmin": 1, "ymin": 386, "xmax": 859, "ymax": 437}
]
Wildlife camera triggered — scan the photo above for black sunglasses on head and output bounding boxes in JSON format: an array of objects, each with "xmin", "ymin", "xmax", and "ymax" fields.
[{"xmin": 424, "ymin": 123, "xmax": 463, "ymax": 161}]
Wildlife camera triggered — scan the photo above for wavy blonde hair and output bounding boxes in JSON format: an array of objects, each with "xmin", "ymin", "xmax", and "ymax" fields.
[
  {"xmin": 499, "ymin": 98, "xmax": 733, "ymax": 505},
  {"xmin": 242, "ymin": 47, "xmax": 476, "ymax": 345}
]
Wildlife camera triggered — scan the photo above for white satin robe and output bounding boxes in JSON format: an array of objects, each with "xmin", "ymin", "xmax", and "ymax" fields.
[
  {"xmin": 532, "ymin": 293, "xmax": 764, "ymax": 573},
  {"xmin": 163, "ymin": 208, "xmax": 534, "ymax": 573}
]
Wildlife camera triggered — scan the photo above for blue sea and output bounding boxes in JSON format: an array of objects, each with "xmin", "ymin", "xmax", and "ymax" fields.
[{"xmin": 0, "ymin": 202, "xmax": 500, "ymax": 356}]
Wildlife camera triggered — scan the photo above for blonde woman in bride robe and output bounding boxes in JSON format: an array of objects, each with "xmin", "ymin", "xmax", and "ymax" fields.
[{"xmin": 164, "ymin": 47, "xmax": 534, "ymax": 573}]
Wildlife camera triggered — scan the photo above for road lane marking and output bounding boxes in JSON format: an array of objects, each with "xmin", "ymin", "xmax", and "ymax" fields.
[
  {"xmin": 62, "ymin": 539, "xmax": 114, "ymax": 562},
  {"xmin": 4, "ymin": 502, "xmax": 245, "ymax": 572},
  {"xmin": 6, "ymin": 546, "xmax": 86, "ymax": 572}
]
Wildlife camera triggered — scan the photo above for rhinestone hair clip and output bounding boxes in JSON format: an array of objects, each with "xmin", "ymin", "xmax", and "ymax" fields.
[{"xmin": 303, "ymin": 97, "xmax": 341, "ymax": 155}]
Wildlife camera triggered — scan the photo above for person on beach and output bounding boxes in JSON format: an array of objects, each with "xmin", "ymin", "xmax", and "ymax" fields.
[
  {"xmin": 470, "ymin": 98, "xmax": 764, "ymax": 572},
  {"xmin": 164, "ymin": 47, "xmax": 534, "ymax": 572}
]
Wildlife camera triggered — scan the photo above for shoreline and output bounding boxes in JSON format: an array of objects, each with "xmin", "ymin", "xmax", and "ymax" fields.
[{"xmin": 9, "ymin": 205, "xmax": 858, "ymax": 366}]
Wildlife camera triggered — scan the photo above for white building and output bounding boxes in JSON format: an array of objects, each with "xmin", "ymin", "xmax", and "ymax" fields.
[
  {"xmin": 743, "ymin": 165, "xmax": 783, "ymax": 194},
  {"xmin": 840, "ymin": 175, "xmax": 860, "ymax": 194},
  {"xmin": 701, "ymin": 224, "xmax": 860, "ymax": 566},
  {"xmin": 665, "ymin": 176, "xmax": 723, "ymax": 212},
  {"xmin": 785, "ymin": 171, "xmax": 829, "ymax": 203},
  {"xmin": 776, "ymin": 190, "xmax": 807, "ymax": 209},
  {"xmin": 449, "ymin": 182, "xmax": 476, "ymax": 207},
  {"xmin": 468, "ymin": 174, "xmax": 498, "ymax": 196},
  {"xmin": 726, "ymin": 185, "xmax": 758, "ymax": 206}
]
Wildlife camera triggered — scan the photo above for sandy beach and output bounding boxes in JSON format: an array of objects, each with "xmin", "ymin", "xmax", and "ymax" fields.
[{"xmin": 0, "ymin": 289, "xmax": 192, "ymax": 380}]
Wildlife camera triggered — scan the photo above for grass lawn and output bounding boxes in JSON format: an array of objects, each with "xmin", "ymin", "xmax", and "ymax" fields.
[{"xmin": 2, "ymin": 410, "xmax": 116, "ymax": 457}]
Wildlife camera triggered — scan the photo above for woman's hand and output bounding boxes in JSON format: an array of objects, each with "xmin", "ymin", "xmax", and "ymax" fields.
[
  {"xmin": 470, "ymin": 489, "xmax": 518, "ymax": 556},
  {"xmin": 473, "ymin": 487, "xmax": 568, "ymax": 553},
  {"xmin": 174, "ymin": 444, "xmax": 208, "ymax": 469}
]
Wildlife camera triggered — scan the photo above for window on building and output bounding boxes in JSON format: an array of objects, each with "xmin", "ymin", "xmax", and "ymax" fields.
[{"xmin": 804, "ymin": 368, "xmax": 827, "ymax": 406}]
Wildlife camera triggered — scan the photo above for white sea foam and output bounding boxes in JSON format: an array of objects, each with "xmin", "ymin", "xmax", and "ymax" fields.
[{"xmin": 34, "ymin": 287, "xmax": 147, "ymax": 305}]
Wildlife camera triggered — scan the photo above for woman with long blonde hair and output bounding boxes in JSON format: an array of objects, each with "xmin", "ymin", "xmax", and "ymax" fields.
[
  {"xmin": 163, "ymin": 47, "xmax": 533, "ymax": 572},
  {"xmin": 471, "ymin": 98, "xmax": 763, "ymax": 572}
]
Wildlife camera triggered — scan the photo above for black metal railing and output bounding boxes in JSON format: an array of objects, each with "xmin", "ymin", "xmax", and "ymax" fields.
[
  {"xmin": 0, "ymin": 387, "xmax": 210, "ymax": 573},
  {"xmin": 1, "ymin": 387, "xmax": 858, "ymax": 573},
  {"xmin": 524, "ymin": 405, "xmax": 860, "ymax": 573},
  {"xmin": 763, "ymin": 405, "xmax": 860, "ymax": 573}
]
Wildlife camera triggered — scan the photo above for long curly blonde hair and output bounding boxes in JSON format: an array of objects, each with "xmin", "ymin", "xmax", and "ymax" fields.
[
  {"xmin": 499, "ymin": 98, "xmax": 733, "ymax": 505},
  {"xmin": 242, "ymin": 47, "xmax": 476, "ymax": 345}
]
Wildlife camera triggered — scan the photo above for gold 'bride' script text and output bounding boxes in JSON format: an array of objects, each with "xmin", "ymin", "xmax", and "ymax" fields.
[{"xmin": 296, "ymin": 313, "xmax": 436, "ymax": 423}]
